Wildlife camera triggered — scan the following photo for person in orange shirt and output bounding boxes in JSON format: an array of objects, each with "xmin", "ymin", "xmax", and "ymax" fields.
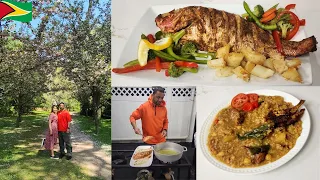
[
  {"xmin": 130, "ymin": 86, "xmax": 168, "ymax": 144},
  {"xmin": 130, "ymin": 86, "xmax": 173, "ymax": 180}
]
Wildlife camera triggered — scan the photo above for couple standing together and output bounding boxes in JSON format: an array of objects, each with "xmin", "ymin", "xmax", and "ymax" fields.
[{"xmin": 44, "ymin": 102, "xmax": 73, "ymax": 160}]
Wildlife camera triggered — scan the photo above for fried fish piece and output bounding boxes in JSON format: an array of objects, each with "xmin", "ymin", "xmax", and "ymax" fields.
[{"xmin": 155, "ymin": 6, "xmax": 317, "ymax": 57}]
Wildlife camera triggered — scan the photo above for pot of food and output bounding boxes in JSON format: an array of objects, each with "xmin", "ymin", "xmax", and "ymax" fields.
[{"xmin": 153, "ymin": 142, "xmax": 187, "ymax": 163}]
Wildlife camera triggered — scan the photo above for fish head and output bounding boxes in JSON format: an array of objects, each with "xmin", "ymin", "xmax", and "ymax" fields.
[{"xmin": 155, "ymin": 9, "xmax": 179, "ymax": 33}]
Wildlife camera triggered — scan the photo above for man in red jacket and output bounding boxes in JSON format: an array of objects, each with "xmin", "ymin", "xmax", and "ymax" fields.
[{"xmin": 57, "ymin": 102, "xmax": 72, "ymax": 160}]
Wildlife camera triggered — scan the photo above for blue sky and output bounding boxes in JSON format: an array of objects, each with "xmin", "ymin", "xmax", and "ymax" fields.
[{"xmin": 8, "ymin": 0, "xmax": 110, "ymax": 34}]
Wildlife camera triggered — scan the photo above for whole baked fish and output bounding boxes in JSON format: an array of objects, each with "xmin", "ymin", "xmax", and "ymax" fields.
[{"xmin": 155, "ymin": 6, "xmax": 317, "ymax": 57}]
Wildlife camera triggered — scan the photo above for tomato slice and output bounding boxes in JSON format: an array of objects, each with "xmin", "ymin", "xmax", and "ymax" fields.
[
  {"xmin": 247, "ymin": 93, "xmax": 259, "ymax": 103},
  {"xmin": 242, "ymin": 102, "xmax": 254, "ymax": 112},
  {"xmin": 231, "ymin": 93, "xmax": 249, "ymax": 109},
  {"xmin": 252, "ymin": 101, "xmax": 259, "ymax": 108}
]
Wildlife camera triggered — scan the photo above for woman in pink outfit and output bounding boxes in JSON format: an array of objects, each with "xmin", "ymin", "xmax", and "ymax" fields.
[{"xmin": 45, "ymin": 105, "xmax": 59, "ymax": 159}]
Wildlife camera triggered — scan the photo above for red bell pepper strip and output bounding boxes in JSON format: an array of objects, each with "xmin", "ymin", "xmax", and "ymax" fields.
[
  {"xmin": 277, "ymin": 10, "xmax": 300, "ymax": 40},
  {"xmin": 112, "ymin": 61, "xmax": 170, "ymax": 74},
  {"xmin": 147, "ymin": 34, "xmax": 156, "ymax": 43},
  {"xmin": 286, "ymin": 13, "xmax": 300, "ymax": 40},
  {"xmin": 174, "ymin": 61, "xmax": 198, "ymax": 68},
  {"xmin": 299, "ymin": 19, "xmax": 306, "ymax": 26},
  {"xmin": 285, "ymin": 4, "xmax": 296, "ymax": 10},
  {"xmin": 155, "ymin": 57, "xmax": 161, "ymax": 72},
  {"xmin": 272, "ymin": 30, "xmax": 284, "ymax": 55},
  {"xmin": 165, "ymin": 69, "xmax": 170, "ymax": 77}
]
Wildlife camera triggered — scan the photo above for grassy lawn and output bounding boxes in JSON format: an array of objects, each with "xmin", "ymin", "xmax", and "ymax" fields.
[
  {"xmin": 0, "ymin": 111, "xmax": 103, "ymax": 180},
  {"xmin": 74, "ymin": 115, "xmax": 111, "ymax": 146}
]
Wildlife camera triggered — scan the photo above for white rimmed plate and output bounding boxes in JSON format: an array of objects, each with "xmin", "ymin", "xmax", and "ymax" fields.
[
  {"xmin": 130, "ymin": 145, "xmax": 154, "ymax": 167},
  {"xmin": 113, "ymin": 4, "xmax": 312, "ymax": 85},
  {"xmin": 200, "ymin": 89, "xmax": 310, "ymax": 174}
]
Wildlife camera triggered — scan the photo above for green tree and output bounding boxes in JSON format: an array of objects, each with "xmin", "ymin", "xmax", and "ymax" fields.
[
  {"xmin": 0, "ymin": 38, "xmax": 50, "ymax": 127},
  {"xmin": 0, "ymin": 0, "xmax": 111, "ymax": 131},
  {"xmin": 55, "ymin": 0, "xmax": 111, "ymax": 134}
]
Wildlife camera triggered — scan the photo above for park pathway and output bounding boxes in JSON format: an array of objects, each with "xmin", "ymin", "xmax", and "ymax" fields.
[{"xmin": 69, "ymin": 115, "xmax": 112, "ymax": 179}]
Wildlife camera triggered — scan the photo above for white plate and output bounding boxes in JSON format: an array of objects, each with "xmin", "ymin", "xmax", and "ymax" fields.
[
  {"xmin": 200, "ymin": 89, "xmax": 311, "ymax": 174},
  {"xmin": 113, "ymin": 3, "xmax": 313, "ymax": 86},
  {"xmin": 130, "ymin": 145, "xmax": 154, "ymax": 167}
]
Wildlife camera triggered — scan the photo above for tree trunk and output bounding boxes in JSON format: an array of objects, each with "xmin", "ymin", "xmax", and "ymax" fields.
[
  {"xmin": 92, "ymin": 86, "xmax": 101, "ymax": 134},
  {"xmin": 16, "ymin": 105, "xmax": 22, "ymax": 127}
]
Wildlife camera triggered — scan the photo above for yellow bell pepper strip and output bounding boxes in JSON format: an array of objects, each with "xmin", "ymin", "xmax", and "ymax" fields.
[{"xmin": 142, "ymin": 37, "xmax": 173, "ymax": 51}]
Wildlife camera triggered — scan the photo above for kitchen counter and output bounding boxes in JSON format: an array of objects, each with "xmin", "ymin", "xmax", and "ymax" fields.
[
  {"xmin": 112, "ymin": 143, "xmax": 196, "ymax": 180},
  {"xmin": 111, "ymin": 0, "xmax": 320, "ymax": 86},
  {"xmin": 196, "ymin": 86, "xmax": 320, "ymax": 180}
]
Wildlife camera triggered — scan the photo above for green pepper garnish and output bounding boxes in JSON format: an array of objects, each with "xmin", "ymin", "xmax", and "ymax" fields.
[{"xmin": 243, "ymin": 1, "xmax": 277, "ymax": 30}]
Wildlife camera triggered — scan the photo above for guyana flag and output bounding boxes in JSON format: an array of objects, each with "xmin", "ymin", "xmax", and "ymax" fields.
[{"xmin": 0, "ymin": 0, "xmax": 32, "ymax": 22}]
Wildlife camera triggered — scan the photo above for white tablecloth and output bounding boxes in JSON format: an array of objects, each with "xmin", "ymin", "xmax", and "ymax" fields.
[{"xmin": 196, "ymin": 86, "xmax": 320, "ymax": 180}]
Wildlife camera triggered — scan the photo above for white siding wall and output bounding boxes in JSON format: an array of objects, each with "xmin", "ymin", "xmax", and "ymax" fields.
[{"xmin": 111, "ymin": 86, "xmax": 196, "ymax": 142}]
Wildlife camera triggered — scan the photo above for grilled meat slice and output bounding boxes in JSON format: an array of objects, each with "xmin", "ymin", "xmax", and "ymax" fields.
[
  {"xmin": 290, "ymin": 100, "xmax": 305, "ymax": 114},
  {"xmin": 266, "ymin": 100, "xmax": 305, "ymax": 127},
  {"xmin": 155, "ymin": 6, "xmax": 317, "ymax": 57}
]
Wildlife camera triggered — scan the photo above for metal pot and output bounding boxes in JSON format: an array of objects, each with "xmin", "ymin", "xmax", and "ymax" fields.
[{"xmin": 153, "ymin": 142, "xmax": 187, "ymax": 163}]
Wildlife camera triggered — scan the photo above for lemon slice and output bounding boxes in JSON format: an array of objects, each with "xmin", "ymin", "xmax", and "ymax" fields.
[
  {"xmin": 138, "ymin": 39, "xmax": 150, "ymax": 66},
  {"xmin": 142, "ymin": 37, "xmax": 173, "ymax": 51}
]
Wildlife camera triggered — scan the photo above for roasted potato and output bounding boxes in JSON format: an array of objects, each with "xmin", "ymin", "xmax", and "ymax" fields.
[
  {"xmin": 251, "ymin": 65, "xmax": 275, "ymax": 79},
  {"xmin": 265, "ymin": 154, "xmax": 272, "ymax": 161},
  {"xmin": 282, "ymin": 68, "xmax": 302, "ymax": 83},
  {"xmin": 272, "ymin": 58, "xmax": 288, "ymax": 74},
  {"xmin": 264, "ymin": 58, "xmax": 275, "ymax": 70},
  {"xmin": 215, "ymin": 67, "xmax": 234, "ymax": 77},
  {"xmin": 241, "ymin": 60, "xmax": 247, "ymax": 68},
  {"xmin": 225, "ymin": 52, "xmax": 244, "ymax": 67},
  {"xmin": 244, "ymin": 61, "xmax": 256, "ymax": 73},
  {"xmin": 286, "ymin": 58, "xmax": 302, "ymax": 68},
  {"xmin": 233, "ymin": 66, "xmax": 250, "ymax": 82},
  {"xmin": 216, "ymin": 44, "xmax": 231, "ymax": 58},
  {"xmin": 274, "ymin": 132, "xmax": 286, "ymax": 144},
  {"xmin": 240, "ymin": 47, "xmax": 266, "ymax": 65},
  {"xmin": 207, "ymin": 58, "xmax": 226, "ymax": 69},
  {"xmin": 223, "ymin": 135, "xmax": 235, "ymax": 142}
]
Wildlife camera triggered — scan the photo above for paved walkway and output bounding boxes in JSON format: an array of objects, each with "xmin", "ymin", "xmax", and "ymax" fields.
[{"xmin": 69, "ymin": 118, "xmax": 111, "ymax": 179}]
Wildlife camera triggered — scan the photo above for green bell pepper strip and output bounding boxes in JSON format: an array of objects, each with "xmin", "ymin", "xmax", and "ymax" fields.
[
  {"xmin": 166, "ymin": 45, "xmax": 208, "ymax": 64},
  {"xmin": 243, "ymin": 1, "xmax": 277, "ymax": 30},
  {"xmin": 181, "ymin": 67, "xmax": 198, "ymax": 73},
  {"xmin": 172, "ymin": 29, "xmax": 186, "ymax": 44},
  {"xmin": 153, "ymin": 50, "xmax": 176, "ymax": 61},
  {"xmin": 123, "ymin": 59, "xmax": 139, "ymax": 67}
]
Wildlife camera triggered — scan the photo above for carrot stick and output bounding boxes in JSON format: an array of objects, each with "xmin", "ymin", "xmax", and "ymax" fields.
[
  {"xmin": 260, "ymin": 12, "xmax": 276, "ymax": 23},
  {"xmin": 262, "ymin": 7, "xmax": 277, "ymax": 18}
]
